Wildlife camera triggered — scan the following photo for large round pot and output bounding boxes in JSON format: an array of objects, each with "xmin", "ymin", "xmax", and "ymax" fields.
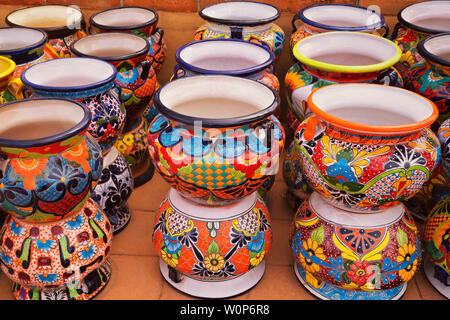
[
  {"xmin": 391, "ymin": 0, "xmax": 450, "ymax": 78},
  {"xmin": 148, "ymin": 75, "xmax": 285, "ymax": 206},
  {"xmin": 0, "ymin": 98, "xmax": 103, "ymax": 222},
  {"xmin": 153, "ymin": 188, "xmax": 271, "ymax": 298},
  {"xmin": 0, "ymin": 56, "xmax": 23, "ymax": 103},
  {"xmin": 5, "ymin": 5, "xmax": 87, "ymax": 59},
  {"xmin": 289, "ymin": 192, "xmax": 421, "ymax": 300},
  {"xmin": 290, "ymin": 3, "xmax": 388, "ymax": 49},
  {"xmin": 194, "ymin": 1, "xmax": 285, "ymax": 60},
  {"xmin": 88, "ymin": 6, "xmax": 167, "ymax": 74},
  {"xmin": 294, "ymin": 83, "xmax": 440, "ymax": 213}
]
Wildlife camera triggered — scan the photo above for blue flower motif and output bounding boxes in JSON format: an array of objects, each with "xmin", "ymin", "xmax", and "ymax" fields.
[
  {"xmin": 10, "ymin": 220, "xmax": 24, "ymax": 236},
  {"xmin": 1, "ymin": 250, "xmax": 11, "ymax": 265},
  {"xmin": 327, "ymin": 159, "xmax": 358, "ymax": 183},
  {"xmin": 95, "ymin": 209, "xmax": 103, "ymax": 222},
  {"xmin": 78, "ymin": 244, "xmax": 98, "ymax": 260},
  {"xmin": 64, "ymin": 215, "xmax": 85, "ymax": 230},
  {"xmin": 34, "ymin": 239, "xmax": 57, "ymax": 252},
  {"xmin": 247, "ymin": 231, "xmax": 265, "ymax": 252},
  {"xmin": 35, "ymin": 273, "xmax": 60, "ymax": 283},
  {"xmin": 163, "ymin": 234, "xmax": 182, "ymax": 254}
]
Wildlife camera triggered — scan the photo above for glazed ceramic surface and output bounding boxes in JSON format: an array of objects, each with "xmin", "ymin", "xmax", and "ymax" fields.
[
  {"xmin": 88, "ymin": 6, "xmax": 167, "ymax": 74},
  {"xmin": 5, "ymin": 5, "xmax": 87, "ymax": 59},
  {"xmin": 290, "ymin": 4, "xmax": 388, "ymax": 49},
  {"xmin": 439, "ymin": 118, "xmax": 450, "ymax": 179},
  {"xmin": 294, "ymin": 84, "xmax": 440, "ymax": 213},
  {"xmin": 290, "ymin": 192, "xmax": 421, "ymax": 298},
  {"xmin": 148, "ymin": 76, "xmax": 284, "ymax": 205},
  {"xmin": 0, "ymin": 99, "xmax": 103, "ymax": 222},
  {"xmin": 0, "ymin": 56, "xmax": 23, "ymax": 104},
  {"xmin": 194, "ymin": 1, "xmax": 285, "ymax": 60},
  {"xmin": 21, "ymin": 57, "xmax": 124, "ymax": 155}
]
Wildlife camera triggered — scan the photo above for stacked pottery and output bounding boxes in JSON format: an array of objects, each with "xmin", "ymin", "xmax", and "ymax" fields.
[
  {"xmin": 194, "ymin": 1, "xmax": 285, "ymax": 60},
  {"xmin": 0, "ymin": 98, "xmax": 112, "ymax": 300},
  {"xmin": 149, "ymin": 75, "xmax": 285, "ymax": 298},
  {"xmin": 5, "ymin": 5, "xmax": 87, "ymax": 59},
  {"xmin": 391, "ymin": 0, "xmax": 450, "ymax": 78},
  {"xmin": 0, "ymin": 56, "xmax": 23, "ymax": 103},
  {"xmin": 289, "ymin": 83, "xmax": 440, "ymax": 300}
]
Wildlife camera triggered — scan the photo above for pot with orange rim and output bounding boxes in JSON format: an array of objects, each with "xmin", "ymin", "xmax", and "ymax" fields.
[{"xmin": 293, "ymin": 83, "xmax": 440, "ymax": 213}]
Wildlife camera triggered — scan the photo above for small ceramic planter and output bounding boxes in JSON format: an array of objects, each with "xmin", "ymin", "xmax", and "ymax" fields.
[
  {"xmin": 391, "ymin": 0, "xmax": 450, "ymax": 77},
  {"xmin": 21, "ymin": 57, "xmax": 124, "ymax": 155},
  {"xmin": 290, "ymin": 3, "xmax": 388, "ymax": 49},
  {"xmin": 148, "ymin": 75, "xmax": 285, "ymax": 206},
  {"xmin": 0, "ymin": 27, "xmax": 48, "ymax": 78},
  {"xmin": 404, "ymin": 33, "xmax": 450, "ymax": 128},
  {"xmin": 194, "ymin": 1, "xmax": 285, "ymax": 60},
  {"xmin": 153, "ymin": 188, "xmax": 271, "ymax": 298},
  {"xmin": 423, "ymin": 195, "xmax": 450, "ymax": 299},
  {"xmin": 290, "ymin": 192, "xmax": 421, "ymax": 300},
  {"xmin": 0, "ymin": 56, "xmax": 23, "ymax": 103},
  {"xmin": 91, "ymin": 146, "xmax": 134, "ymax": 234},
  {"xmin": 294, "ymin": 83, "xmax": 440, "ymax": 213},
  {"xmin": 88, "ymin": 6, "xmax": 167, "ymax": 74},
  {"xmin": 5, "ymin": 5, "xmax": 87, "ymax": 59}
]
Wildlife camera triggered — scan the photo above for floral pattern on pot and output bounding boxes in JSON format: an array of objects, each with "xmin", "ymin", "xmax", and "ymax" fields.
[
  {"xmin": 392, "ymin": 28, "xmax": 428, "ymax": 78},
  {"xmin": 438, "ymin": 118, "xmax": 450, "ymax": 179}
]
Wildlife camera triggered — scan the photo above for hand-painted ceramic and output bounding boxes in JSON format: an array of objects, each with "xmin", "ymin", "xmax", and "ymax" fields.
[
  {"xmin": 91, "ymin": 146, "xmax": 134, "ymax": 234},
  {"xmin": 21, "ymin": 57, "xmax": 124, "ymax": 155},
  {"xmin": 0, "ymin": 198, "xmax": 113, "ymax": 300},
  {"xmin": 423, "ymin": 195, "xmax": 450, "ymax": 299},
  {"xmin": 294, "ymin": 83, "xmax": 440, "ymax": 213},
  {"xmin": 290, "ymin": 192, "xmax": 420, "ymax": 300},
  {"xmin": 148, "ymin": 75, "xmax": 285, "ymax": 205},
  {"xmin": 88, "ymin": 6, "xmax": 167, "ymax": 74},
  {"xmin": 0, "ymin": 27, "xmax": 48, "ymax": 78},
  {"xmin": 194, "ymin": 1, "xmax": 285, "ymax": 60},
  {"xmin": 439, "ymin": 118, "xmax": 450, "ymax": 180},
  {"xmin": 0, "ymin": 56, "xmax": 23, "ymax": 103},
  {"xmin": 404, "ymin": 33, "xmax": 450, "ymax": 128},
  {"xmin": 391, "ymin": 0, "xmax": 450, "ymax": 78},
  {"xmin": 153, "ymin": 188, "xmax": 271, "ymax": 298},
  {"xmin": 5, "ymin": 5, "xmax": 87, "ymax": 59},
  {"xmin": 0, "ymin": 98, "xmax": 103, "ymax": 222},
  {"xmin": 290, "ymin": 3, "xmax": 388, "ymax": 49}
]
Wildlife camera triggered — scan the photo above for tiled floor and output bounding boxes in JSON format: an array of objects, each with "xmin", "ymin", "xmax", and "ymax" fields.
[{"xmin": 0, "ymin": 7, "xmax": 447, "ymax": 300}]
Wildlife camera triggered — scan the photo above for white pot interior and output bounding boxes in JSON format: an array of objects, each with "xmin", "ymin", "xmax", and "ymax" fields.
[
  {"xmin": 7, "ymin": 5, "xmax": 83, "ymax": 29},
  {"xmin": 302, "ymin": 5, "xmax": 383, "ymax": 28},
  {"xmin": 0, "ymin": 28, "xmax": 46, "ymax": 51},
  {"xmin": 424, "ymin": 34, "xmax": 450, "ymax": 60},
  {"xmin": 92, "ymin": 7, "xmax": 155, "ymax": 27},
  {"xmin": 202, "ymin": 2, "xmax": 278, "ymax": 22},
  {"xmin": 401, "ymin": 1, "xmax": 450, "ymax": 31}
]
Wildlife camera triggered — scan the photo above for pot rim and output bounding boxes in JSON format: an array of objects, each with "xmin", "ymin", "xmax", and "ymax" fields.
[
  {"xmin": 89, "ymin": 6, "xmax": 158, "ymax": 31},
  {"xmin": 0, "ymin": 27, "xmax": 48, "ymax": 57},
  {"xmin": 175, "ymin": 38, "xmax": 275, "ymax": 76},
  {"xmin": 397, "ymin": 0, "xmax": 450, "ymax": 35},
  {"xmin": 0, "ymin": 56, "xmax": 16, "ymax": 79},
  {"xmin": 417, "ymin": 32, "xmax": 450, "ymax": 67},
  {"xmin": 307, "ymin": 83, "xmax": 439, "ymax": 135},
  {"xmin": 153, "ymin": 75, "xmax": 279, "ymax": 128},
  {"xmin": 0, "ymin": 97, "xmax": 91, "ymax": 149},
  {"xmin": 293, "ymin": 31, "xmax": 401, "ymax": 74},
  {"xmin": 296, "ymin": 3, "xmax": 385, "ymax": 32},
  {"xmin": 199, "ymin": 1, "xmax": 280, "ymax": 26}
]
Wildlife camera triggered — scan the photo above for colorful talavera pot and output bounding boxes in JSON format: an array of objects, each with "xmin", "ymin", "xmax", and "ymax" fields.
[
  {"xmin": 194, "ymin": 1, "xmax": 285, "ymax": 60},
  {"xmin": 153, "ymin": 188, "xmax": 271, "ymax": 298},
  {"xmin": 423, "ymin": 195, "xmax": 450, "ymax": 299},
  {"xmin": 21, "ymin": 57, "xmax": 124, "ymax": 155},
  {"xmin": 148, "ymin": 75, "xmax": 285, "ymax": 206},
  {"xmin": 0, "ymin": 27, "xmax": 48, "ymax": 79},
  {"xmin": 0, "ymin": 56, "xmax": 23, "ymax": 104},
  {"xmin": 5, "ymin": 5, "xmax": 87, "ymax": 60},
  {"xmin": 289, "ymin": 192, "xmax": 421, "ymax": 300},
  {"xmin": 404, "ymin": 33, "xmax": 450, "ymax": 128},
  {"xmin": 0, "ymin": 98, "xmax": 103, "ymax": 223},
  {"xmin": 391, "ymin": 0, "xmax": 450, "ymax": 78},
  {"xmin": 91, "ymin": 146, "xmax": 134, "ymax": 234},
  {"xmin": 88, "ymin": 6, "xmax": 167, "ymax": 74},
  {"xmin": 294, "ymin": 83, "xmax": 440, "ymax": 213},
  {"xmin": 290, "ymin": 3, "xmax": 388, "ymax": 50}
]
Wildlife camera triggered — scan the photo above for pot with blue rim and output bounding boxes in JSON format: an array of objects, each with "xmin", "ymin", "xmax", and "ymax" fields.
[{"xmin": 147, "ymin": 75, "xmax": 285, "ymax": 206}]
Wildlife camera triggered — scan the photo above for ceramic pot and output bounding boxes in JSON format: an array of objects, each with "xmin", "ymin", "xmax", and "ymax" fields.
[
  {"xmin": 290, "ymin": 3, "xmax": 388, "ymax": 50},
  {"xmin": 0, "ymin": 56, "xmax": 23, "ymax": 103},
  {"xmin": 0, "ymin": 98, "xmax": 103, "ymax": 222},
  {"xmin": 88, "ymin": 6, "xmax": 167, "ymax": 74},
  {"xmin": 5, "ymin": 5, "xmax": 87, "ymax": 60},
  {"xmin": 289, "ymin": 192, "xmax": 421, "ymax": 300},
  {"xmin": 21, "ymin": 57, "xmax": 124, "ymax": 155},
  {"xmin": 153, "ymin": 188, "xmax": 271, "ymax": 298},
  {"xmin": 423, "ymin": 195, "xmax": 450, "ymax": 299},
  {"xmin": 294, "ymin": 83, "xmax": 440, "ymax": 213},
  {"xmin": 148, "ymin": 75, "xmax": 285, "ymax": 206},
  {"xmin": 0, "ymin": 27, "xmax": 48, "ymax": 78},
  {"xmin": 391, "ymin": 0, "xmax": 450, "ymax": 78},
  {"xmin": 91, "ymin": 147, "xmax": 134, "ymax": 234},
  {"xmin": 439, "ymin": 118, "xmax": 450, "ymax": 179},
  {"xmin": 404, "ymin": 33, "xmax": 450, "ymax": 128},
  {"xmin": 194, "ymin": 1, "xmax": 285, "ymax": 60}
]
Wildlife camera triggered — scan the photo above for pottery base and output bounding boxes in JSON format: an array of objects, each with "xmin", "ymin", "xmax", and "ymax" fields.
[
  {"xmin": 159, "ymin": 259, "xmax": 265, "ymax": 299},
  {"xmin": 294, "ymin": 262, "xmax": 406, "ymax": 300},
  {"xmin": 106, "ymin": 204, "xmax": 132, "ymax": 235},
  {"xmin": 13, "ymin": 259, "xmax": 112, "ymax": 300},
  {"xmin": 424, "ymin": 259, "xmax": 450, "ymax": 299},
  {"xmin": 133, "ymin": 160, "xmax": 155, "ymax": 188}
]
